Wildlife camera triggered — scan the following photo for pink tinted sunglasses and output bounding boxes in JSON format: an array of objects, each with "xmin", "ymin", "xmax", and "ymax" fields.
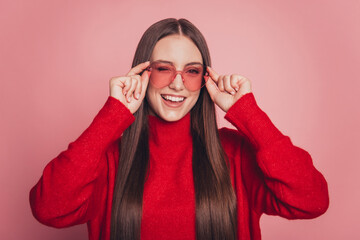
[{"xmin": 145, "ymin": 61, "xmax": 209, "ymax": 91}]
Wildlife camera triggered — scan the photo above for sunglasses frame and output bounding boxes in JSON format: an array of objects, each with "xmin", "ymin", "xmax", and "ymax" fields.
[{"xmin": 145, "ymin": 61, "xmax": 209, "ymax": 91}]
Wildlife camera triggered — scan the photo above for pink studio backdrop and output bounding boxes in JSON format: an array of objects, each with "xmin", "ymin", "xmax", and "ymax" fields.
[{"xmin": 1, "ymin": 0, "xmax": 359, "ymax": 239}]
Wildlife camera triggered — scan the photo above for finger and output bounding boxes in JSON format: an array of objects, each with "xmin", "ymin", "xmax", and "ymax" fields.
[
  {"xmin": 123, "ymin": 77, "xmax": 132, "ymax": 96},
  {"xmin": 126, "ymin": 61, "xmax": 151, "ymax": 76},
  {"xmin": 218, "ymin": 75, "xmax": 225, "ymax": 92},
  {"xmin": 206, "ymin": 66, "xmax": 220, "ymax": 83},
  {"xmin": 134, "ymin": 76, "xmax": 142, "ymax": 100},
  {"xmin": 139, "ymin": 69, "xmax": 150, "ymax": 98},
  {"xmin": 230, "ymin": 75, "xmax": 240, "ymax": 91},
  {"xmin": 110, "ymin": 76, "xmax": 125, "ymax": 88},
  {"xmin": 205, "ymin": 77, "xmax": 220, "ymax": 101},
  {"xmin": 126, "ymin": 76, "xmax": 138, "ymax": 102},
  {"xmin": 224, "ymin": 75, "xmax": 236, "ymax": 95}
]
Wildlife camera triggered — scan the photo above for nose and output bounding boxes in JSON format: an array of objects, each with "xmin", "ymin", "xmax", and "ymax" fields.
[{"xmin": 168, "ymin": 73, "xmax": 185, "ymax": 91}]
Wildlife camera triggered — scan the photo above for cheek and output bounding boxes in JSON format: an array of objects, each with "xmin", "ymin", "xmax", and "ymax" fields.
[
  {"xmin": 145, "ymin": 86, "xmax": 160, "ymax": 110},
  {"xmin": 183, "ymin": 92, "xmax": 201, "ymax": 113},
  {"xmin": 189, "ymin": 91, "xmax": 201, "ymax": 105}
]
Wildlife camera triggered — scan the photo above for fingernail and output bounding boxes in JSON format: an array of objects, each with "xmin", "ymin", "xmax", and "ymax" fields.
[
  {"xmin": 136, "ymin": 93, "xmax": 140, "ymax": 99},
  {"xmin": 235, "ymin": 88, "xmax": 239, "ymax": 91},
  {"xmin": 128, "ymin": 96, "xmax": 131, "ymax": 102},
  {"xmin": 231, "ymin": 91, "xmax": 235, "ymax": 95},
  {"xmin": 123, "ymin": 91, "xmax": 127, "ymax": 95}
]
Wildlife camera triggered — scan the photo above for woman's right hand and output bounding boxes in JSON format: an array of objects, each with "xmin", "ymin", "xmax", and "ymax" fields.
[{"xmin": 109, "ymin": 61, "xmax": 151, "ymax": 114}]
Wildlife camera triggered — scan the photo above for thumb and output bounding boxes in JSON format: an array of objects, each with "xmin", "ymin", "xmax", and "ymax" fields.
[
  {"xmin": 140, "ymin": 69, "xmax": 150, "ymax": 97},
  {"xmin": 205, "ymin": 77, "xmax": 220, "ymax": 101}
]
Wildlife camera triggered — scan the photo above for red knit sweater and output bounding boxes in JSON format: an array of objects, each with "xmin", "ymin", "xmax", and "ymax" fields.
[{"xmin": 29, "ymin": 93, "xmax": 329, "ymax": 240}]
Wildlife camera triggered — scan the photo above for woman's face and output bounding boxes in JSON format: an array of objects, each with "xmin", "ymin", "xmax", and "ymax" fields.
[{"xmin": 146, "ymin": 34, "xmax": 203, "ymax": 122}]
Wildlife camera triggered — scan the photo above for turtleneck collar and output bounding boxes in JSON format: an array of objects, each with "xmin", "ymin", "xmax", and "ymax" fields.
[{"xmin": 148, "ymin": 112, "xmax": 192, "ymax": 147}]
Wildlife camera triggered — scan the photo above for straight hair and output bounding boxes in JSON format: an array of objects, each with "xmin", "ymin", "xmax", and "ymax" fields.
[{"xmin": 111, "ymin": 18, "xmax": 237, "ymax": 240}]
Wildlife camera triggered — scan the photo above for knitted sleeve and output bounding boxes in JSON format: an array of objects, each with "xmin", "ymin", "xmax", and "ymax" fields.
[
  {"xmin": 224, "ymin": 92, "xmax": 329, "ymax": 219},
  {"xmin": 29, "ymin": 96, "xmax": 134, "ymax": 227}
]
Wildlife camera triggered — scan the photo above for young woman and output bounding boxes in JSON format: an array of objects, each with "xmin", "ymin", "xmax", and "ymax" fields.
[{"xmin": 30, "ymin": 18, "xmax": 329, "ymax": 240}]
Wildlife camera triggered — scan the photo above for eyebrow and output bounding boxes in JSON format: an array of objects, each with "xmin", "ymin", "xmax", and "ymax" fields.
[{"xmin": 153, "ymin": 60, "xmax": 204, "ymax": 66}]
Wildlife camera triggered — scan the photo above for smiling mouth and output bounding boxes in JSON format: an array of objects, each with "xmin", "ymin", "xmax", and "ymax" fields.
[{"xmin": 161, "ymin": 94, "xmax": 186, "ymax": 103}]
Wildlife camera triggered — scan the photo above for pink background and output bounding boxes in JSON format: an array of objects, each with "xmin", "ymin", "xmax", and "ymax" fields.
[{"xmin": 1, "ymin": 0, "xmax": 359, "ymax": 239}]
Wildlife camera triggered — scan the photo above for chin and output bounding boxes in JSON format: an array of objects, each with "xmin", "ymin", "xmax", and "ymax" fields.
[{"xmin": 157, "ymin": 111, "xmax": 187, "ymax": 122}]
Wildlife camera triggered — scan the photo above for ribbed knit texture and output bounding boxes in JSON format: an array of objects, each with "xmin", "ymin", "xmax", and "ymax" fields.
[{"xmin": 29, "ymin": 93, "xmax": 329, "ymax": 240}]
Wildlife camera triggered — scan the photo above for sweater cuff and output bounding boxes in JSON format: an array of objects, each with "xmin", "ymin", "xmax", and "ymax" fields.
[
  {"xmin": 80, "ymin": 96, "xmax": 135, "ymax": 148},
  {"xmin": 224, "ymin": 92, "xmax": 284, "ymax": 151}
]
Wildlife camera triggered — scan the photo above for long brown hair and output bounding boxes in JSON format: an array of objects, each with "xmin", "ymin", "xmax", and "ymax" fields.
[{"xmin": 111, "ymin": 18, "xmax": 237, "ymax": 240}]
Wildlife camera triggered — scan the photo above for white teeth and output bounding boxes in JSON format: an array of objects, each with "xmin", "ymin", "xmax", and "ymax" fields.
[{"xmin": 162, "ymin": 95, "xmax": 185, "ymax": 102}]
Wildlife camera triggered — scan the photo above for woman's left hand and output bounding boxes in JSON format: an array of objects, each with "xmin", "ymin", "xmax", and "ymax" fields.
[{"xmin": 205, "ymin": 66, "xmax": 252, "ymax": 112}]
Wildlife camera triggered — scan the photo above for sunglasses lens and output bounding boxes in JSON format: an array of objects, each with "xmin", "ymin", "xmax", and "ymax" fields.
[
  {"xmin": 149, "ymin": 62, "xmax": 205, "ymax": 91},
  {"xmin": 182, "ymin": 66, "xmax": 204, "ymax": 91},
  {"xmin": 149, "ymin": 63, "xmax": 173, "ymax": 88}
]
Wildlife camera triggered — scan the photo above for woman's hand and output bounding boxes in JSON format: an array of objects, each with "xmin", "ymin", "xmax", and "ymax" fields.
[
  {"xmin": 205, "ymin": 66, "xmax": 252, "ymax": 112},
  {"xmin": 109, "ymin": 61, "xmax": 151, "ymax": 114}
]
